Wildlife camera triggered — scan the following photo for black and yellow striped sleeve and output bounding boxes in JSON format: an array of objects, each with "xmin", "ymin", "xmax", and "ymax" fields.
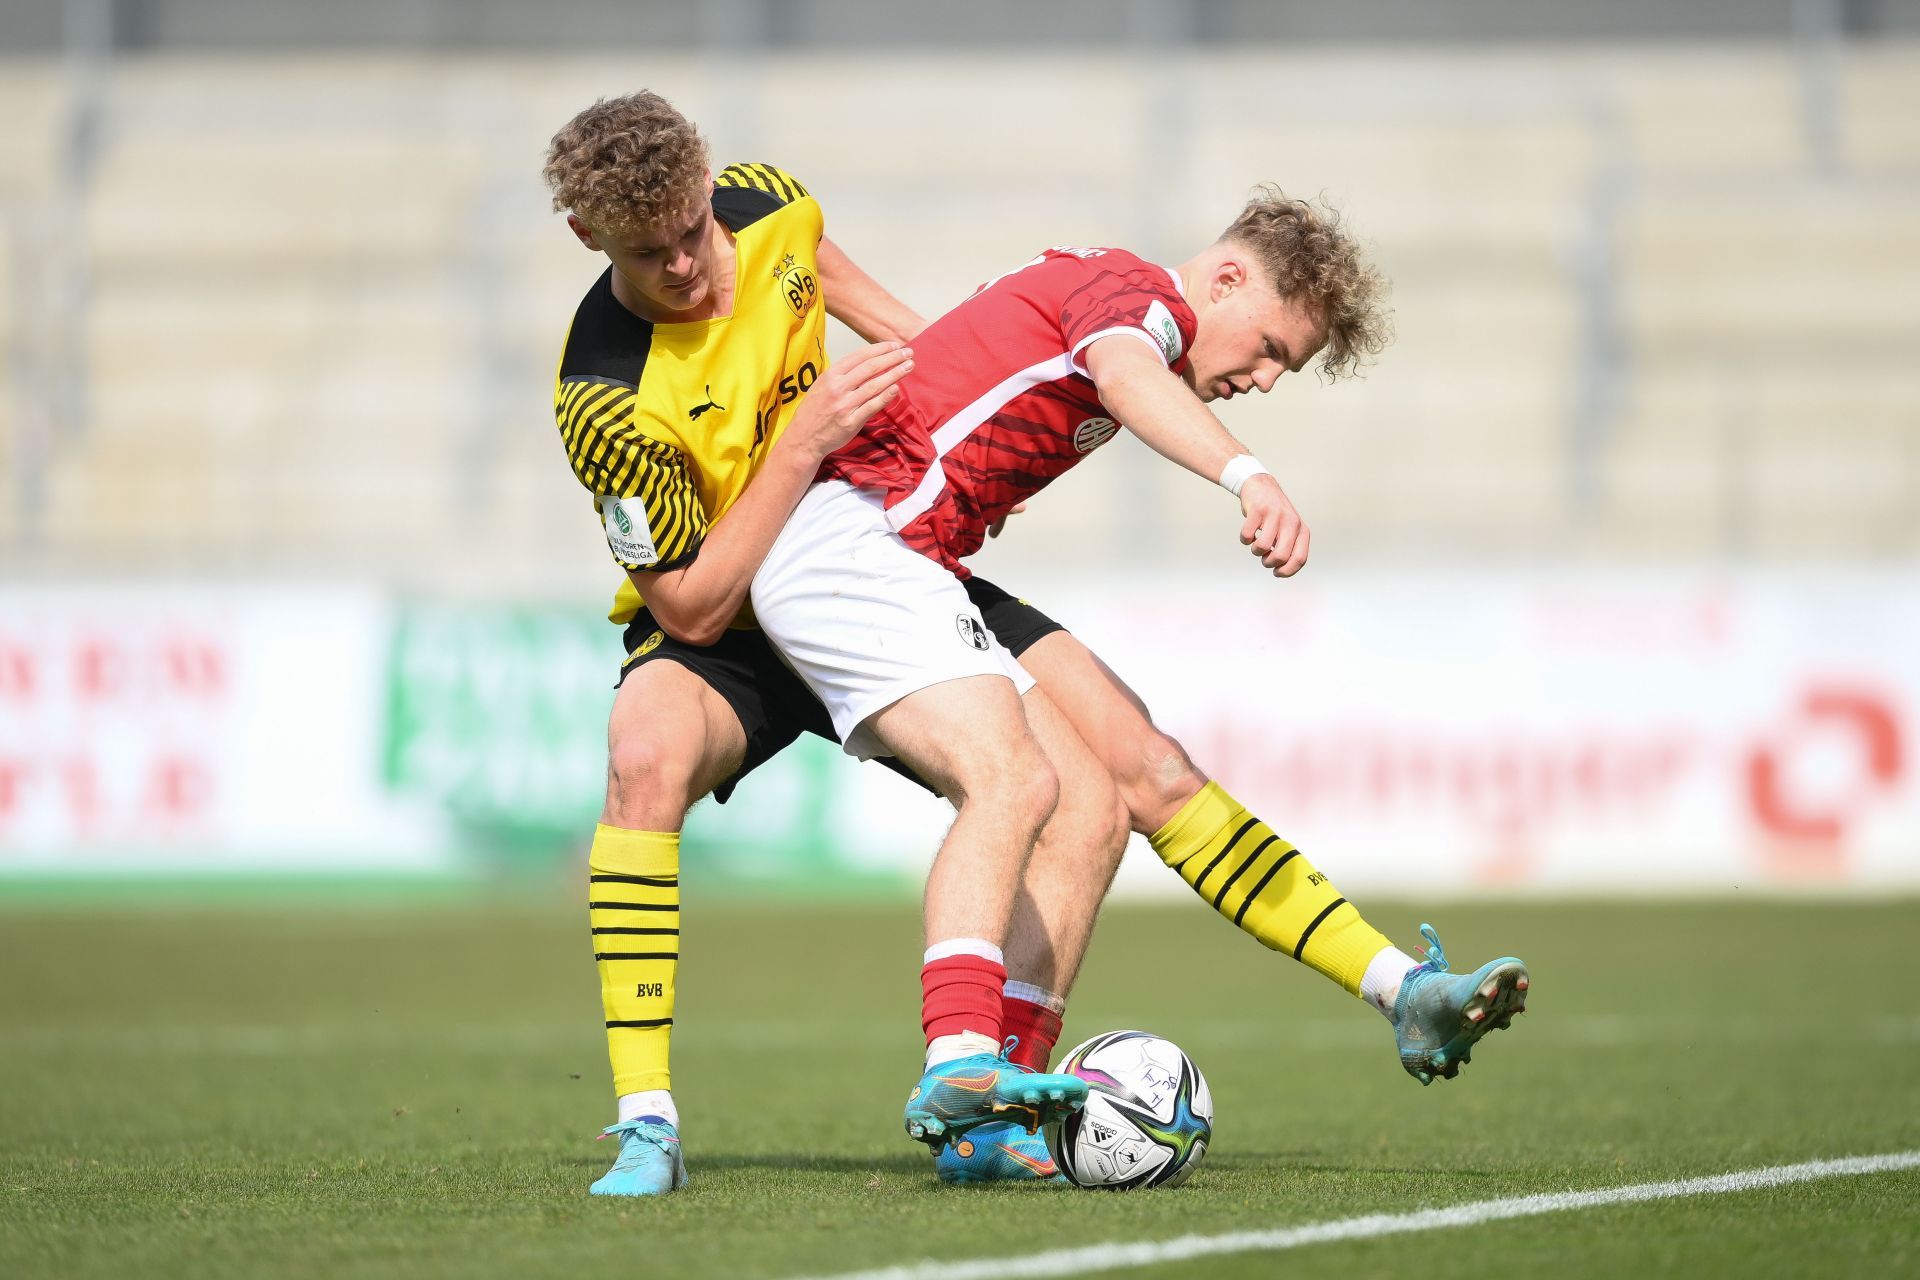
[
  {"xmin": 712, "ymin": 162, "xmax": 819, "ymax": 237},
  {"xmin": 555, "ymin": 377, "xmax": 708, "ymax": 572},
  {"xmin": 715, "ymin": 162, "xmax": 809, "ymax": 203}
]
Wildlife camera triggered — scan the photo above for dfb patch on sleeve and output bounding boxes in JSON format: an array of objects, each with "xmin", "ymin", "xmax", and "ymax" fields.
[
  {"xmin": 1143, "ymin": 299, "xmax": 1184, "ymax": 364},
  {"xmin": 599, "ymin": 494, "xmax": 660, "ymax": 567}
]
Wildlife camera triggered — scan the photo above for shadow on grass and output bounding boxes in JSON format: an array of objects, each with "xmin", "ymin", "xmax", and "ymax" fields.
[
  {"xmin": 696, "ymin": 1152, "xmax": 937, "ymax": 1175},
  {"xmin": 567, "ymin": 1151, "xmax": 934, "ymax": 1175}
]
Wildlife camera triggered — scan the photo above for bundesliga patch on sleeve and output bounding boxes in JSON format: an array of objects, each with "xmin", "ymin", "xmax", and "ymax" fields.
[
  {"xmin": 599, "ymin": 494, "xmax": 660, "ymax": 567},
  {"xmin": 1143, "ymin": 300, "xmax": 1184, "ymax": 364}
]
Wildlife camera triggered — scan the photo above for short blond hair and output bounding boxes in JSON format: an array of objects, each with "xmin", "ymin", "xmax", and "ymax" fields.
[
  {"xmin": 1221, "ymin": 188, "xmax": 1392, "ymax": 380},
  {"xmin": 544, "ymin": 92, "xmax": 710, "ymax": 236}
]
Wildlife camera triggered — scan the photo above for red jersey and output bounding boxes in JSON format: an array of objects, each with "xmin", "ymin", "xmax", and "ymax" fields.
[{"xmin": 820, "ymin": 247, "xmax": 1197, "ymax": 574}]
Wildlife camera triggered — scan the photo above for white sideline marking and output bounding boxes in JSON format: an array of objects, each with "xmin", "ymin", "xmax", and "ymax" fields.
[{"xmin": 795, "ymin": 1151, "xmax": 1920, "ymax": 1280}]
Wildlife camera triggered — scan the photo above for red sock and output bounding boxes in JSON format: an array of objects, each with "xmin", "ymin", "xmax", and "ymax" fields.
[
  {"xmin": 921, "ymin": 953, "xmax": 1007, "ymax": 1044},
  {"xmin": 1001, "ymin": 994, "xmax": 1064, "ymax": 1070}
]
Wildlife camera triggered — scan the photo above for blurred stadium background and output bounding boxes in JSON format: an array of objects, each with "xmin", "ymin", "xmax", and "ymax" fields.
[{"xmin": 2, "ymin": 0, "xmax": 1917, "ymax": 894}]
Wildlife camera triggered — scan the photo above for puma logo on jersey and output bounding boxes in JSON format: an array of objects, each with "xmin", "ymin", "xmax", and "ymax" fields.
[{"xmin": 689, "ymin": 386, "xmax": 725, "ymax": 420}]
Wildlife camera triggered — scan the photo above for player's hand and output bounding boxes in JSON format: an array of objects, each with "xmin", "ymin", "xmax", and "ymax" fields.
[
  {"xmin": 784, "ymin": 341, "xmax": 914, "ymax": 459},
  {"xmin": 1239, "ymin": 473, "xmax": 1309, "ymax": 578},
  {"xmin": 986, "ymin": 502, "xmax": 1028, "ymax": 538}
]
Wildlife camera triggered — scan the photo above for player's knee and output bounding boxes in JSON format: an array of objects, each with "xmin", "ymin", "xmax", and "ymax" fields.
[
  {"xmin": 989, "ymin": 743, "xmax": 1059, "ymax": 840},
  {"xmin": 1046, "ymin": 761, "xmax": 1121, "ymax": 855},
  {"xmin": 1104, "ymin": 787, "xmax": 1133, "ymax": 861},
  {"xmin": 1123, "ymin": 730, "xmax": 1208, "ymax": 835},
  {"xmin": 604, "ymin": 732, "xmax": 698, "ymax": 822},
  {"xmin": 1070, "ymin": 765, "xmax": 1128, "ymax": 861},
  {"xmin": 1017, "ymin": 755, "xmax": 1061, "ymax": 836}
]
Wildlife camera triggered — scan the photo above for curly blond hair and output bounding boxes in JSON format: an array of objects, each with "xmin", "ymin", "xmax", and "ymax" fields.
[
  {"xmin": 1221, "ymin": 187, "xmax": 1392, "ymax": 380},
  {"xmin": 544, "ymin": 92, "xmax": 711, "ymax": 236}
]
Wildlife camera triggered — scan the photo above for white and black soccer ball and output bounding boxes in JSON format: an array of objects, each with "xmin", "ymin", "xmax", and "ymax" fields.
[{"xmin": 1046, "ymin": 1029, "xmax": 1213, "ymax": 1190}]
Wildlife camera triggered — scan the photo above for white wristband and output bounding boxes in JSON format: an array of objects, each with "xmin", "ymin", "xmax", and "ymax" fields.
[{"xmin": 1219, "ymin": 454, "xmax": 1271, "ymax": 497}]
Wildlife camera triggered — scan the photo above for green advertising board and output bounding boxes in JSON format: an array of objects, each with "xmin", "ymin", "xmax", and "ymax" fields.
[{"xmin": 381, "ymin": 605, "xmax": 900, "ymax": 887}]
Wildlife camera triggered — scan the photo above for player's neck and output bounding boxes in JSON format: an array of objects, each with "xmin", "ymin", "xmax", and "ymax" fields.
[
  {"xmin": 613, "ymin": 221, "xmax": 738, "ymax": 325},
  {"xmin": 1173, "ymin": 253, "xmax": 1212, "ymax": 311}
]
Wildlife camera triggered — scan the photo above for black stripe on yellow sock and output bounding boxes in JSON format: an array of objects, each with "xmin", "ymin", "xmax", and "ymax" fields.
[
  {"xmin": 1210, "ymin": 835, "xmax": 1282, "ymax": 911},
  {"xmin": 1151, "ymin": 784, "xmax": 1395, "ymax": 997},
  {"xmin": 1186, "ymin": 817, "xmax": 1260, "ymax": 884},
  {"xmin": 1290, "ymin": 897, "xmax": 1349, "ymax": 959},
  {"xmin": 590, "ymin": 826, "xmax": 679, "ymax": 1095},
  {"xmin": 1232, "ymin": 850, "xmax": 1302, "ymax": 927}
]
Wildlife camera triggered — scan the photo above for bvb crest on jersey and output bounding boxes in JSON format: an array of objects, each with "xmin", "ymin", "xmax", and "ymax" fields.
[{"xmin": 775, "ymin": 252, "xmax": 818, "ymax": 319}]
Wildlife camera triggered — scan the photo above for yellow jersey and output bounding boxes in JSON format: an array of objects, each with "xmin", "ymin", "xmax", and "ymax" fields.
[{"xmin": 552, "ymin": 162, "xmax": 826, "ymax": 625}]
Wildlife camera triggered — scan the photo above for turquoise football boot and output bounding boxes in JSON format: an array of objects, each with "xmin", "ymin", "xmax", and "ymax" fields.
[
  {"xmin": 904, "ymin": 1050, "xmax": 1087, "ymax": 1149},
  {"xmin": 933, "ymin": 1121, "xmax": 1067, "ymax": 1184},
  {"xmin": 1392, "ymin": 923, "xmax": 1529, "ymax": 1085},
  {"xmin": 589, "ymin": 1118, "xmax": 687, "ymax": 1196}
]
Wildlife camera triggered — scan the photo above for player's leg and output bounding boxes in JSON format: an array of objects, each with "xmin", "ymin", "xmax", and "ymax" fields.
[
  {"xmin": 998, "ymin": 685, "xmax": 1129, "ymax": 1065},
  {"xmin": 936, "ymin": 581, "xmax": 1132, "ymax": 1184},
  {"xmin": 966, "ymin": 579, "xmax": 1139, "ymax": 1077},
  {"xmin": 861, "ymin": 672, "xmax": 1057, "ymax": 1018},
  {"xmin": 748, "ymin": 483, "xmax": 1090, "ymax": 1147},
  {"xmin": 1014, "ymin": 628, "xmax": 1407, "ymax": 988},
  {"xmin": 857, "ymin": 675, "xmax": 1089, "ymax": 1144},
  {"xmin": 588, "ymin": 625, "xmax": 757, "ymax": 1196},
  {"xmin": 936, "ymin": 685, "xmax": 1127, "ymax": 1184},
  {"xmin": 1014, "ymin": 626, "xmax": 1528, "ymax": 1083}
]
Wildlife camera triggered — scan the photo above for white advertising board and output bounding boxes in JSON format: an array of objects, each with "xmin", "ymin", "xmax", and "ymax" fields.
[
  {"xmin": 0, "ymin": 587, "xmax": 452, "ymax": 874},
  {"xmin": 1, "ymin": 571, "xmax": 1914, "ymax": 893},
  {"xmin": 1022, "ymin": 568, "xmax": 1920, "ymax": 895}
]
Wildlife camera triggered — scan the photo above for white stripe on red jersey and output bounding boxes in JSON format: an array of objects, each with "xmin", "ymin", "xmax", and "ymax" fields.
[
  {"xmin": 820, "ymin": 247, "xmax": 1197, "ymax": 576},
  {"xmin": 886, "ymin": 352, "xmax": 1078, "ymax": 531}
]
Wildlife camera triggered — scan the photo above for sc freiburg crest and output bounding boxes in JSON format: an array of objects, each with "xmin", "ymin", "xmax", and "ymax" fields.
[
  {"xmin": 1073, "ymin": 416, "xmax": 1120, "ymax": 453},
  {"xmin": 956, "ymin": 614, "xmax": 990, "ymax": 651},
  {"xmin": 775, "ymin": 252, "xmax": 818, "ymax": 319}
]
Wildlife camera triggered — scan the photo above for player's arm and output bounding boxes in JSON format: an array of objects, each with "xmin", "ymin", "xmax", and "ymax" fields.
[
  {"xmin": 818, "ymin": 236, "xmax": 927, "ymax": 343},
  {"xmin": 1083, "ymin": 335, "xmax": 1309, "ymax": 577},
  {"xmin": 630, "ymin": 341, "xmax": 915, "ymax": 644}
]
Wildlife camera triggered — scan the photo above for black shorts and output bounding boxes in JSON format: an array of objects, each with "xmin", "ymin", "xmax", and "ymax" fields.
[
  {"xmin": 961, "ymin": 576, "xmax": 1067, "ymax": 660},
  {"xmin": 615, "ymin": 574, "xmax": 1067, "ymax": 803}
]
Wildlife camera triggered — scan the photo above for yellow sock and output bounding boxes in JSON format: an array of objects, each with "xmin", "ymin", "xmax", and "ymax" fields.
[
  {"xmin": 588, "ymin": 824, "xmax": 680, "ymax": 1096},
  {"xmin": 1149, "ymin": 782, "xmax": 1391, "ymax": 997}
]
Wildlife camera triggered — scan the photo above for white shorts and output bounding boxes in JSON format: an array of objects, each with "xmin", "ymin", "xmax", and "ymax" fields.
[{"xmin": 750, "ymin": 480, "xmax": 1034, "ymax": 759}]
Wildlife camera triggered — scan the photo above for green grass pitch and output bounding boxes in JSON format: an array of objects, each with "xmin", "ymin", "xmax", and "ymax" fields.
[{"xmin": 3, "ymin": 894, "xmax": 1918, "ymax": 1278}]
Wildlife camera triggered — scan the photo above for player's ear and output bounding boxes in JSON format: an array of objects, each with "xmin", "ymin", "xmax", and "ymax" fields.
[
  {"xmin": 1212, "ymin": 256, "xmax": 1245, "ymax": 302},
  {"xmin": 567, "ymin": 214, "xmax": 600, "ymax": 252}
]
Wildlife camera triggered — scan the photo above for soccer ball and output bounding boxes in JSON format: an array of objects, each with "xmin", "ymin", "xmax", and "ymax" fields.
[{"xmin": 1046, "ymin": 1029, "xmax": 1213, "ymax": 1190}]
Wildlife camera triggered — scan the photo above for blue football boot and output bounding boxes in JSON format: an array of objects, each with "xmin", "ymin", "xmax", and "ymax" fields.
[
  {"xmin": 933, "ymin": 1121, "xmax": 1067, "ymax": 1184},
  {"xmin": 589, "ymin": 1118, "xmax": 687, "ymax": 1196},
  {"xmin": 904, "ymin": 1050, "xmax": 1087, "ymax": 1149},
  {"xmin": 1392, "ymin": 923, "xmax": 1529, "ymax": 1085}
]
